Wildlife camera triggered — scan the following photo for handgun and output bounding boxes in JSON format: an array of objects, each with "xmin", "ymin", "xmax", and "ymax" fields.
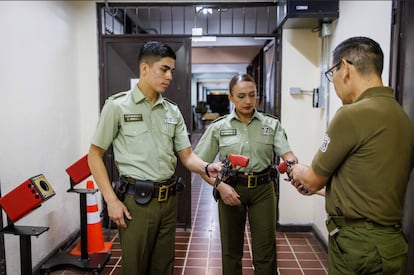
[
  {"xmin": 276, "ymin": 161, "xmax": 309, "ymax": 194},
  {"xmin": 212, "ymin": 153, "xmax": 249, "ymax": 201}
]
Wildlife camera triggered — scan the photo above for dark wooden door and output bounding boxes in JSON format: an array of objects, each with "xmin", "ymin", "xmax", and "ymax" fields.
[
  {"xmin": 99, "ymin": 36, "xmax": 192, "ymax": 228},
  {"xmin": 390, "ymin": 1, "xmax": 414, "ymax": 273}
]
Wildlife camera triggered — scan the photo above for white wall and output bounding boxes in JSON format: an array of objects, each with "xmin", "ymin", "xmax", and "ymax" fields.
[
  {"xmin": 278, "ymin": 1, "xmax": 392, "ymax": 243},
  {"xmin": 0, "ymin": 1, "xmax": 98, "ymax": 273},
  {"xmin": 279, "ymin": 29, "xmax": 324, "ymax": 227}
]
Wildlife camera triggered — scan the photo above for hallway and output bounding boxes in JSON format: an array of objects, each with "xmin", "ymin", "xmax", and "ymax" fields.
[{"xmin": 48, "ymin": 172, "xmax": 328, "ymax": 275}]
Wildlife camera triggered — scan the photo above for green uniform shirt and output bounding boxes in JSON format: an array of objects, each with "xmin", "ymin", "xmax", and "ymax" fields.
[
  {"xmin": 91, "ymin": 85, "xmax": 191, "ymax": 181},
  {"xmin": 311, "ymin": 87, "xmax": 414, "ymax": 225},
  {"xmin": 194, "ymin": 110, "xmax": 292, "ymax": 173}
]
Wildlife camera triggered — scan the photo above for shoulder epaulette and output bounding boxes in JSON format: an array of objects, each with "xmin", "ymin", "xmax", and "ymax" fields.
[
  {"xmin": 110, "ymin": 91, "xmax": 128, "ymax": 100},
  {"xmin": 164, "ymin": 97, "xmax": 177, "ymax": 105},
  {"xmin": 212, "ymin": 114, "xmax": 228, "ymax": 123},
  {"xmin": 264, "ymin": 113, "xmax": 279, "ymax": 120}
]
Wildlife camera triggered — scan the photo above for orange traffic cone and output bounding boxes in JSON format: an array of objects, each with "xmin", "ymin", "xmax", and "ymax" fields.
[{"xmin": 70, "ymin": 180, "xmax": 112, "ymax": 256}]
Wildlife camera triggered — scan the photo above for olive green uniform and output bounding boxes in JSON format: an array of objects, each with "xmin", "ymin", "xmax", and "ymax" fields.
[
  {"xmin": 195, "ymin": 110, "xmax": 292, "ymax": 275},
  {"xmin": 91, "ymin": 85, "xmax": 191, "ymax": 275},
  {"xmin": 311, "ymin": 87, "xmax": 414, "ymax": 274}
]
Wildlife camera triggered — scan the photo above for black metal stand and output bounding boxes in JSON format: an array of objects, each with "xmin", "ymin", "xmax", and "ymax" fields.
[
  {"xmin": 40, "ymin": 184, "xmax": 110, "ymax": 275},
  {"xmin": 1, "ymin": 222, "xmax": 49, "ymax": 275}
]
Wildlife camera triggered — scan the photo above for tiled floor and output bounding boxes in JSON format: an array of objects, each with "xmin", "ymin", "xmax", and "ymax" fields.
[{"xmin": 44, "ymin": 172, "xmax": 328, "ymax": 275}]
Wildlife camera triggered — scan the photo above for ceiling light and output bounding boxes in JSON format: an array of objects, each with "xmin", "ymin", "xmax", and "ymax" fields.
[
  {"xmin": 191, "ymin": 36, "xmax": 217, "ymax": 42},
  {"xmin": 196, "ymin": 6, "xmax": 213, "ymax": 15}
]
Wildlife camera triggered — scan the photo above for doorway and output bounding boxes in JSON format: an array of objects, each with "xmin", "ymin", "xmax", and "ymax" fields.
[
  {"xmin": 97, "ymin": 3, "xmax": 281, "ymax": 229},
  {"xmin": 390, "ymin": 1, "xmax": 414, "ymax": 273},
  {"xmin": 207, "ymin": 93, "xmax": 229, "ymax": 116},
  {"xmin": 98, "ymin": 36, "xmax": 193, "ymax": 228}
]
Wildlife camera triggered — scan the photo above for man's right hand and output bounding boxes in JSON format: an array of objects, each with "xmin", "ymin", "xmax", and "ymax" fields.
[
  {"xmin": 107, "ymin": 199, "xmax": 132, "ymax": 228},
  {"xmin": 216, "ymin": 182, "xmax": 241, "ymax": 206},
  {"xmin": 207, "ymin": 161, "xmax": 223, "ymax": 178}
]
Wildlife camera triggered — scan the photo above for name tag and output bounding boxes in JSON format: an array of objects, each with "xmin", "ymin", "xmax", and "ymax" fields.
[
  {"xmin": 220, "ymin": 129, "xmax": 237, "ymax": 136},
  {"xmin": 124, "ymin": 114, "xmax": 143, "ymax": 122}
]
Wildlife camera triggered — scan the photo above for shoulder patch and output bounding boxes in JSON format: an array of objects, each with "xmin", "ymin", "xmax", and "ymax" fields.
[
  {"xmin": 320, "ymin": 134, "xmax": 331, "ymax": 152},
  {"xmin": 212, "ymin": 115, "xmax": 228, "ymax": 123},
  {"xmin": 110, "ymin": 91, "xmax": 128, "ymax": 100},
  {"xmin": 164, "ymin": 97, "xmax": 177, "ymax": 105}
]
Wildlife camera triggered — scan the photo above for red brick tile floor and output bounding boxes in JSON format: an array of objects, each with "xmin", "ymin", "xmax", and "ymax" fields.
[{"xmin": 46, "ymin": 173, "xmax": 328, "ymax": 275}]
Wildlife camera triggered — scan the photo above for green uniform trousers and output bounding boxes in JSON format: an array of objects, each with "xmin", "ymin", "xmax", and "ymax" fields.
[
  {"xmin": 218, "ymin": 181, "xmax": 277, "ymax": 275},
  {"xmin": 119, "ymin": 194, "xmax": 177, "ymax": 275},
  {"xmin": 327, "ymin": 217, "xmax": 408, "ymax": 275}
]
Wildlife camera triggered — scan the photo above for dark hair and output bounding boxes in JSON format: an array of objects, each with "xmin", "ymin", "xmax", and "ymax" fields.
[
  {"xmin": 332, "ymin": 36, "xmax": 383, "ymax": 76},
  {"xmin": 138, "ymin": 41, "xmax": 176, "ymax": 65},
  {"xmin": 229, "ymin": 73, "xmax": 256, "ymax": 94}
]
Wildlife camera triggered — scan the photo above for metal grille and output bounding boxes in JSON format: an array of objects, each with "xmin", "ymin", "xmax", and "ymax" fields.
[{"xmin": 100, "ymin": 4, "xmax": 277, "ymax": 36}]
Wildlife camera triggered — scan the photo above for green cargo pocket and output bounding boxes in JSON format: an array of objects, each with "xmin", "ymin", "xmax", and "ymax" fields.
[{"xmin": 376, "ymin": 237, "xmax": 408, "ymax": 274}]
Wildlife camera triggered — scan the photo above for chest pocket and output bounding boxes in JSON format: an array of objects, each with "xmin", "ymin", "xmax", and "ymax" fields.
[
  {"xmin": 162, "ymin": 119, "xmax": 177, "ymax": 138},
  {"xmin": 218, "ymin": 134, "xmax": 239, "ymax": 153},
  {"xmin": 122, "ymin": 122, "xmax": 147, "ymax": 137},
  {"xmin": 256, "ymin": 127, "xmax": 274, "ymax": 145}
]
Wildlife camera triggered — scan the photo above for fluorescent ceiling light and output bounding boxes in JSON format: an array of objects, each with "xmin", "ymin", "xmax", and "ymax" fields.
[
  {"xmin": 196, "ymin": 6, "xmax": 213, "ymax": 15},
  {"xmin": 192, "ymin": 36, "xmax": 217, "ymax": 42},
  {"xmin": 254, "ymin": 37, "xmax": 274, "ymax": 40}
]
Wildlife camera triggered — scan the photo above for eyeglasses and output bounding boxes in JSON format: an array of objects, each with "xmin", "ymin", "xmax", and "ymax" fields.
[{"xmin": 324, "ymin": 59, "xmax": 353, "ymax": 82}]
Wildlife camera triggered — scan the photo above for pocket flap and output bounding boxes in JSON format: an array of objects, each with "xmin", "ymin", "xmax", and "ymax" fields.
[{"xmin": 134, "ymin": 181, "xmax": 154, "ymax": 205}]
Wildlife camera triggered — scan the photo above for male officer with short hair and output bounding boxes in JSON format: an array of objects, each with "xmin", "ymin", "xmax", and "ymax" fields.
[{"xmin": 88, "ymin": 41, "xmax": 221, "ymax": 275}]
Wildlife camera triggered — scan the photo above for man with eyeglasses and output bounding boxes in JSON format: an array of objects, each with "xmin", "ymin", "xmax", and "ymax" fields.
[{"xmin": 289, "ymin": 36, "xmax": 414, "ymax": 274}]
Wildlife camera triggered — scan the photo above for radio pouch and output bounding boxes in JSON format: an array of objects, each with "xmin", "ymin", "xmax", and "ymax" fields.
[{"xmin": 134, "ymin": 180, "xmax": 154, "ymax": 205}]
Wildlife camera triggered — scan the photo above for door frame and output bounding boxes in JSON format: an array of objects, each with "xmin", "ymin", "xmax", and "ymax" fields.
[
  {"xmin": 98, "ymin": 35, "xmax": 193, "ymax": 228},
  {"xmin": 390, "ymin": 1, "xmax": 414, "ymax": 273}
]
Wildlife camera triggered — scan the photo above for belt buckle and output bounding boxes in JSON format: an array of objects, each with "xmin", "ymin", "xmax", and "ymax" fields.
[
  {"xmin": 247, "ymin": 175, "xmax": 257, "ymax": 188},
  {"xmin": 158, "ymin": 185, "xmax": 169, "ymax": 202}
]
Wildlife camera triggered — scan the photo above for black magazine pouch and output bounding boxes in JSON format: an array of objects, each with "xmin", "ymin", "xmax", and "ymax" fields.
[{"xmin": 134, "ymin": 180, "xmax": 154, "ymax": 205}]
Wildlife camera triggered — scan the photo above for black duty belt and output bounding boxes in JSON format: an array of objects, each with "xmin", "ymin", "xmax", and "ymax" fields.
[
  {"xmin": 330, "ymin": 216, "xmax": 369, "ymax": 227},
  {"xmin": 121, "ymin": 176, "xmax": 177, "ymax": 202},
  {"xmin": 121, "ymin": 176, "xmax": 175, "ymax": 186},
  {"xmin": 228, "ymin": 167, "xmax": 271, "ymax": 189}
]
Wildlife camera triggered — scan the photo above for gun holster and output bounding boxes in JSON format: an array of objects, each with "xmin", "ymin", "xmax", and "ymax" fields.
[
  {"xmin": 114, "ymin": 180, "xmax": 128, "ymax": 202},
  {"xmin": 213, "ymin": 187, "xmax": 220, "ymax": 202},
  {"xmin": 212, "ymin": 177, "xmax": 222, "ymax": 202},
  {"xmin": 176, "ymin": 177, "xmax": 185, "ymax": 192},
  {"xmin": 269, "ymin": 166, "xmax": 278, "ymax": 179}
]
